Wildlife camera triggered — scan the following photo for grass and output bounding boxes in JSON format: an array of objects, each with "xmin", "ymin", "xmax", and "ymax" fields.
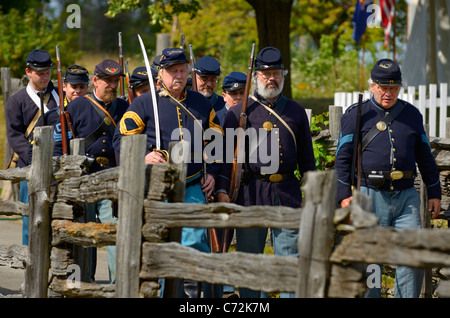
[{"xmin": 75, "ymin": 51, "xmax": 147, "ymax": 76}]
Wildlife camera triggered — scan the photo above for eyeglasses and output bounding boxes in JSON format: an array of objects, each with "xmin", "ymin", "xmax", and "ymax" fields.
[
  {"xmin": 198, "ymin": 76, "xmax": 219, "ymax": 84},
  {"xmin": 258, "ymin": 70, "xmax": 283, "ymax": 79},
  {"xmin": 375, "ymin": 84, "xmax": 400, "ymax": 93}
]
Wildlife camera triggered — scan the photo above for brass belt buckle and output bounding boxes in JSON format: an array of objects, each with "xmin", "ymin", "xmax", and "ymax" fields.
[
  {"xmin": 269, "ymin": 174, "xmax": 282, "ymax": 182},
  {"xmin": 390, "ymin": 170, "xmax": 403, "ymax": 181},
  {"xmin": 96, "ymin": 156, "xmax": 109, "ymax": 166}
]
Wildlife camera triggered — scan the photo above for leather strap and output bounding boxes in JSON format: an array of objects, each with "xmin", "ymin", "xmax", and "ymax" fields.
[
  {"xmin": 6, "ymin": 109, "xmax": 41, "ymax": 169},
  {"xmin": 361, "ymin": 102, "xmax": 405, "ymax": 152}
]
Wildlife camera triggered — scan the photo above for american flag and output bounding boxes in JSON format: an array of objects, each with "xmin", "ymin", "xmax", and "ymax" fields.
[{"xmin": 380, "ymin": 0, "xmax": 396, "ymax": 48}]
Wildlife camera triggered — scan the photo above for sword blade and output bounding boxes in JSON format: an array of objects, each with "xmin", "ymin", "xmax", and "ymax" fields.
[{"xmin": 138, "ymin": 34, "xmax": 161, "ymax": 150}]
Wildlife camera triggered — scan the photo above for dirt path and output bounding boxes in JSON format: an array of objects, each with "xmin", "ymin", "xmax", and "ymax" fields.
[{"xmin": 0, "ymin": 218, "xmax": 110, "ymax": 297}]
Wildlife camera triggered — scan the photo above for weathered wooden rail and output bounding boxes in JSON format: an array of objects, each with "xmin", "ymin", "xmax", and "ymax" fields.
[{"xmin": 1, "ymin": 127, "xmax": 450, "ymax": 298}]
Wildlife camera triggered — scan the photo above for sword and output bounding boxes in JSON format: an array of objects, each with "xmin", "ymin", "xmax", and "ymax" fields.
[{"xmin": 138, "ymin": 34, "xmax": 162, "ymax": 152}]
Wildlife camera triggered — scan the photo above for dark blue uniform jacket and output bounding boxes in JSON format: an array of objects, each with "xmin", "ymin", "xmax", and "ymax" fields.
[
  {"xmin": 216, "ymin": 92, "xmax": 316, "ymax": 208},
  {"xmin": 5, "ymin": 82, "xmax": 58, "ymax": 168},
  {"xmin": 207, "ymin": 93, "xmax": 227, "ymax": 128},
  {"xmin": 65, "ymin": 93, "xmax": 129, "ymax": 173},
  {"xmin": 335, "ymin": 96, "xmax": 441, "ymax": 203},
  {"xmin": 113, "ymin": 89, "xmax": 221, "ymax": 181}
]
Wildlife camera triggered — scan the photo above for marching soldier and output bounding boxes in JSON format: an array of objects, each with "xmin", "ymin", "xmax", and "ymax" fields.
[
  {"xmin": 28, "ymin": 64, "xmax": 90, "ymax": 158},
  {"xmin": 128, "ymin": 66, "xmax": 151, "ymax": 101},
  {"xmin": 65, "ymin": 59, "xmax": 129, "ymax": 284},
  {"xmin": 193, "ymin": 56, "xmax": 227, "ymax": 128},
  {"xmin": 63, "ymin": 64, "xmax": 89, "ymax": 105},
  {"xmin": 335, "ymin": 58, "xmax": 441, "ymax": 298},
  {"xmin": 113, "ymin": 48, "xmax": 221, "ymax": 298},
  {"xmin": 216, "ymin": 47, "xmax": 316, "ymax": 298},
  {"xmin": 221, "ymin": 71, "xmax": 247, "ymax": 111},
  {"xmin": 5, "ymin": 49, "xmax": 60, "ymax": 245}
]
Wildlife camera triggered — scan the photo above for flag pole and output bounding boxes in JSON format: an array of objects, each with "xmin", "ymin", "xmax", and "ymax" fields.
[
  {"xmin": 392, "ymin": 8, "xmax": 396, "ymax": 61},
  {"xmin": 359, "ymin": 33, "xmax": 366, "ymax": 92}
]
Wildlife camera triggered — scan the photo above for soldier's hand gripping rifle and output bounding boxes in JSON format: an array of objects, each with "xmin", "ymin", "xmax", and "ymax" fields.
[
  {"xmin": 351, "ymin": 93, "xmax": 363, "ymax": 192},
  {"xmin": 56, "ymin": 45, "xmax": 69, "ymax": 155},
  {"xmin": 221, "ymin": 43, "xmax": 256, "ymax": 253}
]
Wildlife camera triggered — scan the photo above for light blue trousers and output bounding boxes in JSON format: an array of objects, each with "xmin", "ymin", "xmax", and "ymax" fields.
[
  {"xmin": 19, "ymin": 181, "xmax": 29, "ymax": 246},
  {"xmin": 159, "ymin": 181, "xmax": 222, "ymax": 298},
  {"xmin": 361, "ymin": 186, "xmax": 424, "ymax": 298},
  {"xmin": 236, "ymin": 227, "xmax": 299, "ymax": 298},
  {"xmin": 86, "ymin": 199, "xmax": 117, "ymax": 284}
]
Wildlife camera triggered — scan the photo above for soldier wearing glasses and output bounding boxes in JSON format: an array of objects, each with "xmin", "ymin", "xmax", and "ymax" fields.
[
  {"xmin": 335, "ymin": 58, "xmax": 441, "ymax": 298},
  {"xmin": 193, "ymin": 56, "xmax": 226, "ymax": 128},
  {"xmin": 216, "ymin": 46, "xmax": 316, "ymax": 298}
]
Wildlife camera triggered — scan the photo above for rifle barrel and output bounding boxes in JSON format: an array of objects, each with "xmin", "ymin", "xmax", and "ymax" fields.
[
  {"xmin": 189, "ymin": 44, "xmax": 197, "ymax": 91},
  {"xmin": 228, "ymin": 43, "xmax": 256, "ymax": 202},
  {"xmin": 118, "ymin": 32, "xmax": 124, "ymax": 97},
  {"xmin": 351, "ymin": 93, "xmax": 363, "ymax": 190},
  {"xmin": 56, "ymin": 45, "xmax": 68, "ymax": 155}
]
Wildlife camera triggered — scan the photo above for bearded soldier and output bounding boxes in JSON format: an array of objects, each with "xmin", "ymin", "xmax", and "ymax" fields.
[{"xmin": 216, "ymin": 46, "xmax": 316, "ymax": 298}]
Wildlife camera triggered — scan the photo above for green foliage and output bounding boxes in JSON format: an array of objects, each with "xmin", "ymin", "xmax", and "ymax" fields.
[
  {"xmin": 168, "ymin": 0, "xmax": 257, "ymax": 76},
  {"xmin": 291, "ymin": 34, "xmax": 359, "ymax": 99},
  {"xmin": 295, "ymin": 111, "xmax": 334, "ymax": 181},
  {"xmin": 0, "ymin": 8, "xmax": 79, "ymax": 79},
  {"xmin": 106, "ymin": 0, "xmax": 200, "ymax": 30},
  {"xmin": 310, "ymin": 112, "xmax": 334, "ymax": 170}
]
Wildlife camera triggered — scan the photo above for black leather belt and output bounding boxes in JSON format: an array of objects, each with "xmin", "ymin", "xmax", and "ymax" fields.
[
  {"xmin": 249, "ymin": 171, "xmax": 295, "ymax": 183},
  {"xmin": 362, "ymin": 170, "xmax": 414, "ymax": 181}
]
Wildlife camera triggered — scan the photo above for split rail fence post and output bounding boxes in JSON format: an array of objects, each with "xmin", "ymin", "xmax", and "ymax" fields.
[
  {"xmin": 24, "ymin": 126, "xmax": 54, "ymax": 297},
  {"xmin": 115, "ymin": 135, "xmax": 146, "ymax": 298},
  {"xmin": 70, "ymin": 138, "xmax": 90, "ymax": 282},
  {"xmin": 296, "ymin": 170, "xmax": 336, "ymax": 297},
  {"xmin": 329, "ymin": 105, "xmax": 342, "ymax": 140}
]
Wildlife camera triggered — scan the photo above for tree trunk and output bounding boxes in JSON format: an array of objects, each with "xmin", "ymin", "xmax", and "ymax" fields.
[{"xmin": 246, "ymin": 0, "xmax": 293, "ymax": 99}]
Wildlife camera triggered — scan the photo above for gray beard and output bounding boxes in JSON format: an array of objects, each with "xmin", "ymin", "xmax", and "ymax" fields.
[{"xmin": 256, "ymin": 77, "xmax": 284, "ymax": 100}]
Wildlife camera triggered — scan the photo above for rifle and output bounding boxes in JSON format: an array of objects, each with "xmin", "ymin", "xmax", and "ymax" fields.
[
  {"xmin": 118, "ymin": 32, "xmax": 125, "ymax": 98},
  {"xmin": 351, "ymin": 93, "xmax": 363, "ymax": 191},
  {"xmin": 56, "ymin": 45, "xmax": 68, "ymax": 155},
  {"xmin": 221, "ymin": 43, "xmax": 256, "ymax": 253},
  {"xmin": 179, "ymin": 34, "xmax": 185, "ymax": 49},
  {"xmin": 124, "ymin": 61, "xmax": 133, "ymax": 105},
  {"xmin": 188, "ymin": 44, "xmax": 198, "ymax": 91},
  {"xmin": 228, "ymin": 43, "xmax": 256, "ymax": 203},
  {"xmin": 185, "ymin": 43, "xmax": 219, "ymax": 253}
]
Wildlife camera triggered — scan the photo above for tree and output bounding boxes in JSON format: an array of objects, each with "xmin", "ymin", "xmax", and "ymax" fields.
[
  {"xmin": 106, "ymin": 0, "xmax": 295, "ymax": 97},
  {"xmin": 292, "ymin": 0, "xmax": 354, "ymax": 55},
  {"xmin": 245, "ymin": 0, "xmax": 293, "ymax": 98}
]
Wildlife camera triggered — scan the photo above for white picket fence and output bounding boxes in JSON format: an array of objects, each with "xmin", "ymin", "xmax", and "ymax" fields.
[{"xmin": 334, "ymin": 83, "xmax": 450, "ymax": 138}]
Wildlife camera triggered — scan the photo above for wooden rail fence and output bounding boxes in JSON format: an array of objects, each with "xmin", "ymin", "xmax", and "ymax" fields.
[{"xmin": 1, "ymin": 127, "xmax": 450, "ymax": 298}]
